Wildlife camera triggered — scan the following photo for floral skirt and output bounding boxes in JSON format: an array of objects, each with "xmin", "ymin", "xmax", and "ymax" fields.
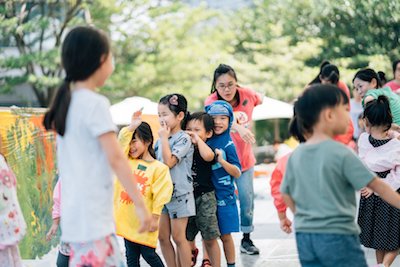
[
  {"xmin": 69, "ymin": 234, "xmax": 126, "ymax": 267},
  {"xmin": 0, "ymin": 245, "xmax": 23, "ymax": 267}
]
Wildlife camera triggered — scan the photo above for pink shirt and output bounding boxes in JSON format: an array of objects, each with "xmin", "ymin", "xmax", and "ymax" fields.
[
  {"xmin": 270, "ymin": 153, "xmax": 290, "ymax": 212},
  {"xmin": 385, "ymin": 80, "xmax": 400, "ymax": 93},
  {"xmin": 205, "ymin": 87, "xmax": 262, "ymax": 171}
]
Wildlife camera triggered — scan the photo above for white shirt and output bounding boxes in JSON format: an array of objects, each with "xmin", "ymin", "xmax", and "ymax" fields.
[{"xmin": 57, "ymin": 89, "xmax": 117, "ymax": 242}]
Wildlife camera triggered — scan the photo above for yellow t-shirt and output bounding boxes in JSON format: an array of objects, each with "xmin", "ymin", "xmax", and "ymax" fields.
[{"xmin": 114, "ymin": 127, "xmax": 173, "ymax": 248}]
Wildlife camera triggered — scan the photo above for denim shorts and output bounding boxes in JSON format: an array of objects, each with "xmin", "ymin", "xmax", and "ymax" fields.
[
  {"xmin": 295, "ymin": 232, "xmax": 368, "ymax": 267},
  {"xmin": 162, "ymin": 192, "xmax": 195, "ymax": 219}
]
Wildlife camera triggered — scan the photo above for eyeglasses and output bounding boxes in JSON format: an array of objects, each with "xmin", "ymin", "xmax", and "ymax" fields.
[{"xmin": 216, "ymin": 83, "xmax": 236, "ymax": 91}]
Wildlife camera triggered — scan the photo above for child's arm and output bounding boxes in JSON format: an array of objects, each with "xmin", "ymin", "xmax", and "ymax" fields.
[
  {"xmin": 368, "ymin": 177, "xmax": 400, "ymax": 209},
  {"xmin": 158, "ymin": 123, "xmax": 178, "ymax": 168},
  {"xmin": 282, "ymin": 193, "xmax": 296, "ymax": 213},
  {"xmin": 99, "ymin": 132, "xmax": 151, "ymax": 232},
  {"xmin": 231, "ymin": 122, "xmax": 255, "ymax": 144},
  {"xmin": 118, "ymin": 110, "xmax": 142, "ymax": 155},
  {"xmin": 278, "ymin": 211, "xmax": 292, "ymax": 234},
  {"xmin": 46, "ymin": 179, "xmax": 61, "ymax": 241},
  {"xmin": 186, "ymin": 131, "xmax": 214, "ymax": 161},
  {"xmin": 215, "ymin": 148, "xmax": 241, "ymax": 178}
]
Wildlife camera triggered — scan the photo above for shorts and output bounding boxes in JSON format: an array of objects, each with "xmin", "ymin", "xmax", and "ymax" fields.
[
  {"xmin": 186, "ymin": 191, "xmax": 220, "ymax": 241},
  {"xmin": 162, "ymin": 192, "xmax": 195, "ymax": 219},
  {"xmin": 217, "ymin": 202, "xmax": 239, "ymax": 235},
  {"xmin": 68, "ymin": 234, "xmax": 126, "ymax": 267}
]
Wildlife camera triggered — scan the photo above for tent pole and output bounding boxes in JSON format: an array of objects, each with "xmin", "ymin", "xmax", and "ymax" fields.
[{"xmin": 274, "ymin": 119, "xmax": 280, "ymax": 141}]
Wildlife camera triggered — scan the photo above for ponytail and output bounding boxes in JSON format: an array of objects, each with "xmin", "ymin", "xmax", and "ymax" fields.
[
  {"xmin": 288, "ymin": 111, "xmax": 306, "ymax": 143},
  {"xmin": 363, "ymin": 95, "xmax": 392, "ymax": 131},
  {"xmin": 43, "ymin": 79, "xmax": 71, "ymax": 136}
]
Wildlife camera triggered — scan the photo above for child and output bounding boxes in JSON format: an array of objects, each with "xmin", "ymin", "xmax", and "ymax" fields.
[
  {"xmin": 281, "ymin": 84, "xmax": 400, "ymax": 266},
  {"xmin": 357, "ymin": 95, "xmax": 400, "ymax": 267},
  {"xmin": 205, "ymin": 100, "xmax": 242, "ymax": 267},
  {"xmin": 155, "ymin": 94, "xmax": 195, "ymax": 267},
  {"xmin": 270, "ymin": 117, "xmax": 307, "ymax": 234},
  {"xmin": 46, "ymin": 179, "xmax": 70, "ymax": 267},
  {"xmin": 114, "ymin": 110, "xmax": 173, "ymax": 267},
  {"xmin": 185, "ymin": 112, "xmax": 221, "ymax": 267},
  {"xmin": 43, "ymin": 26, "xmax": 150, "ymax": 266},
  {"xmin": 0, "ymin": 135, "xmax": 26, "ymax": 267}
]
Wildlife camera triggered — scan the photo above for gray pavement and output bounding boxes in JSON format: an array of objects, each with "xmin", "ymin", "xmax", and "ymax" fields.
[{"xmin": 23, "ymin": 165, "xmax": 400, "ymax": 266}]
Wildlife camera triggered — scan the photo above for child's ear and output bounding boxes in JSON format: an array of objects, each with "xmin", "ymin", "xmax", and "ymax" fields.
[
  {"xmin": 206, "ymin": 130, "xmax": 213, "ymax": 139},
  {"xmin": 177, "ymin": 111, "xmax": 185, "ymax": 121}
]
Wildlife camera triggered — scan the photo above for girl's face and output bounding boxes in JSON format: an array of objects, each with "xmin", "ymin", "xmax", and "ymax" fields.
[
  {"xmin": 212, "ymin": 115, "xmax": 229, "ymax": 135},
  {"xmin": 353, "ymin": 78, "xmax": 376, "ymax": 98},
  {"xmin": 129, "ymin": 135, "xmax": 148, "ymax": 159},
  {"xmin": 395, "ymin": 63, "xmax": 400, "ymax": 82},
  {"xmin": 158, "ymin": 103, "xmax": 182, "ymax": 130},
  {"xmin": 215, "ymin": 74, "xmax": 237, "ymax": 103}
]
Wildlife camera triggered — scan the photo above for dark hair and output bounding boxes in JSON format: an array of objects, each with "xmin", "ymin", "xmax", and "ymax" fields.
[
  {"xmin": 132, "ymin": 122, "xmax": 156, "ymax": 159},
  {"xmin": 392, "ymin": 60, "xmax": 400, "ymax": 76},
  {"xmin": 291, "ymin": 84, "xmax": 349, "ymax": 135},
  {"xmin": 377, "ymin": 71, "xmax": 387, "ymax": 85},
  {"xmin": 352, "ymin": 68, "xmax": 382, "ymax": 88},
  {"xmin": 309, "ymin": 60, "xmax": 330, "ymax": 85},
  {"xmin": 363, "ymin": 95, "xmax": 392, "ymax": 131},
  {"xmin": 288, "ymin": 108, "xmax": 306, "ymax": 143},
  {"xmin": 187, "ymin": 112, "xmax": 214, "ymax": 133},
  {"xmin": 320, "ymin": 64, "xmax": 339, "ymax": 85},
  {"xmin": 43, "ymin": 26, "xmax": 110, "ymax": 136},
  {"xmin": 159, "ymin": 93, "xmax": 189, "ymax": 129},
  {"xmin": 210, "ymin": 64, "xmax": 240, "ymax": 104}
]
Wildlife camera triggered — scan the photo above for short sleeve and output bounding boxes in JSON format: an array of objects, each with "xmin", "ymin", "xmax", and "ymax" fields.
[
  {"xmin": 171, "ymin": 133, "xmax": 192, "ymax": 162},
  {"xmin": 342, "ymin": 150, "xmax": 375, "ymax": 190},
  {"xmin": 225, "ymin": 142, "xmax": 241, "ymax": 171},
  {"xmin": 88, "ymin": 97, "xmax": 117, "ymax": 137}
]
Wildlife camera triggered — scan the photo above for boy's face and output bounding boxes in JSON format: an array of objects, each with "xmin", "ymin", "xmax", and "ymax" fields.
[
  {"xmin": 212, "ymin": 115, "xmax": 229, "ymax": 135},
  {"xmin": 186, "ymin": 119, "xmax": 212, "ymax": 141}
]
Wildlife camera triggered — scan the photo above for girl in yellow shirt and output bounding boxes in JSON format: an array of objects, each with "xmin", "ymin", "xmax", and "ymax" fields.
[{"xmin": 114, "ymin": 110, "xmax": 173, "ymax": 267}]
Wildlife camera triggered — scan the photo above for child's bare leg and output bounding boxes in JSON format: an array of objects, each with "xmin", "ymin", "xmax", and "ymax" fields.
[
  {"xmin": 189, "ymin": 240, "xmax": 197, "ymax": 251},
  {"xmin": 382, "ymin": 249, "xmax": 400, "ymax": 267},
  {"xmin": 376, "ymin": 250, "xmax": 384, "ymax": 264},
  {"xmin": 171, "ymin": 217, "xmax": 191, "ymax": 267},
  {"xmin": 220, "ymin": 234, "xmax": 235, "ymax": 264},
  {"xmin": 204, "ymin": 238, "xmax": 221, "ymax": 267},
  {"xmin": 158, "ymin": 214, "xmax": 176, "ymax": 267}
]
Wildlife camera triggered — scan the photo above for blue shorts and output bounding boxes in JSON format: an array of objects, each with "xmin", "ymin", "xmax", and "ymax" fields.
[
  {"xmin": 217, "ymin": 202, "xmax": 239, "ymax": 235},
  {"xmin": 296, "ymin": 232, "xmax": 368, "ymax": 267}
]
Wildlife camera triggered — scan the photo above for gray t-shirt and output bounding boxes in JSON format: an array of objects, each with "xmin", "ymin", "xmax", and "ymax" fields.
[
  {"xmin": 281, "ymin": 140, "xmax": 375, "ymax": 235},
  {"xmin": 57, "ymin": 89, "xmax": 118, "ymax": 242},
  {"xmin": 155, "ymin": 130, "xmax": 194, "ymax": 197}
]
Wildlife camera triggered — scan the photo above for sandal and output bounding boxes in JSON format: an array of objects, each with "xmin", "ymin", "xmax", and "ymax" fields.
[
  {"xmin": 201, "ymin": 259, "xmax": 212, "ymax": 267},
  {"xmin": 191, "ymin": 248, "xmax": 199, "ymax": 267}
]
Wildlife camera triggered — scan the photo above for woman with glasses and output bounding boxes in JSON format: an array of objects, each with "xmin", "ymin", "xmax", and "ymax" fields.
[{"xmin": 204, "ymin": 64, "xmax": 263, "ymax": 256}]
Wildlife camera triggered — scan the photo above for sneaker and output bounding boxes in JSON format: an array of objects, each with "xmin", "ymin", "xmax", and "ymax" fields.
[
  {"xmin": 240, "ymin": 239, "xmax": 260, "ymax": 255},
  {"xmin": 191, "ymin": 248, "xmax": 199, "ymax": 267},
  {"xmin": 201, "ymin": 259, "xmax": 212, "ymax": 267}
]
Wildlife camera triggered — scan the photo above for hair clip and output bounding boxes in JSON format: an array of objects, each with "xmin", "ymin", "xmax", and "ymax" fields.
[{"xmin": 169, "ymin": 95, "xmax": 178, "ymax": 106}]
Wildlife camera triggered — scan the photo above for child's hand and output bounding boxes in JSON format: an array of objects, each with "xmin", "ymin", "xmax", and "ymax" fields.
[
  {"xmin": 46, "ymin": 218, "xmax": 60, "ymax": 241},
  {"xmin": 149, "ymin": 214, "xmax": 160, "ymax": 232},
  {"xmin": 360, "ymin": 187, "xmax": 373, "ymax": 198},
  {"xmin": 279, "ymin": 218, "xmax": 292, "ymax": 234},
  {"xmin": 186, "ymin": 131, "xmax": 199, "ymax": 144},
  {"xmin": 136, "ymin": 205, "xmax": 152, "ymax": 233},
  {"xmin": 158, "ymin": 120, "xmax": 170, "ymax": 139},
  {"xmin": 215, "ymin": 149, "xmax": 223, "ymax": 162},
  {"xmin": 128, "ymin": 109, "xmax": 143, "ymax": 132}
]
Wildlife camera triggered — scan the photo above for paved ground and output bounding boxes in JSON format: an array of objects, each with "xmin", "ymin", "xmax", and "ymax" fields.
[{"xmin": 23, "ymin": 164, "xmax": 400, "ymax": 266}]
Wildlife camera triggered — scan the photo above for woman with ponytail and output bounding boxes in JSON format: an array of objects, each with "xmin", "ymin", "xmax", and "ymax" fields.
[
  {"xmin": 357, "ymin": 95, "xmax": 400, "ymax": 267},
  {"xmin": 43, "ymin": 26, "xmax": 150, "ymax": 266}
]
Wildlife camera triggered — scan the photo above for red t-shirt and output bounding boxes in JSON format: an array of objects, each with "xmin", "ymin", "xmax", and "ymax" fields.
[{"xmin": 205, "ymin": 87, "xmax": 262, "ymax": 172}]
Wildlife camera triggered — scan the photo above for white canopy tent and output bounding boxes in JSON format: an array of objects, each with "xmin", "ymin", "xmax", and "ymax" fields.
[
  {"xmin": 110, "ymin": 96, "xmax": 158, "ymax": 125},
  {"xmin": 252, "ymin": 96, "xmax": 293, "ymax": 121}
]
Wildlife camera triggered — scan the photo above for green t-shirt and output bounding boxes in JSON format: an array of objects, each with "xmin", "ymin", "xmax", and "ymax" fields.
[
  {"xmin": 281, "ymin": 140, "xmax": 375, "ymax": 235},
  {"xmin": 363, "ymin": 86, "xmax": 400, "ymax": 125}
]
